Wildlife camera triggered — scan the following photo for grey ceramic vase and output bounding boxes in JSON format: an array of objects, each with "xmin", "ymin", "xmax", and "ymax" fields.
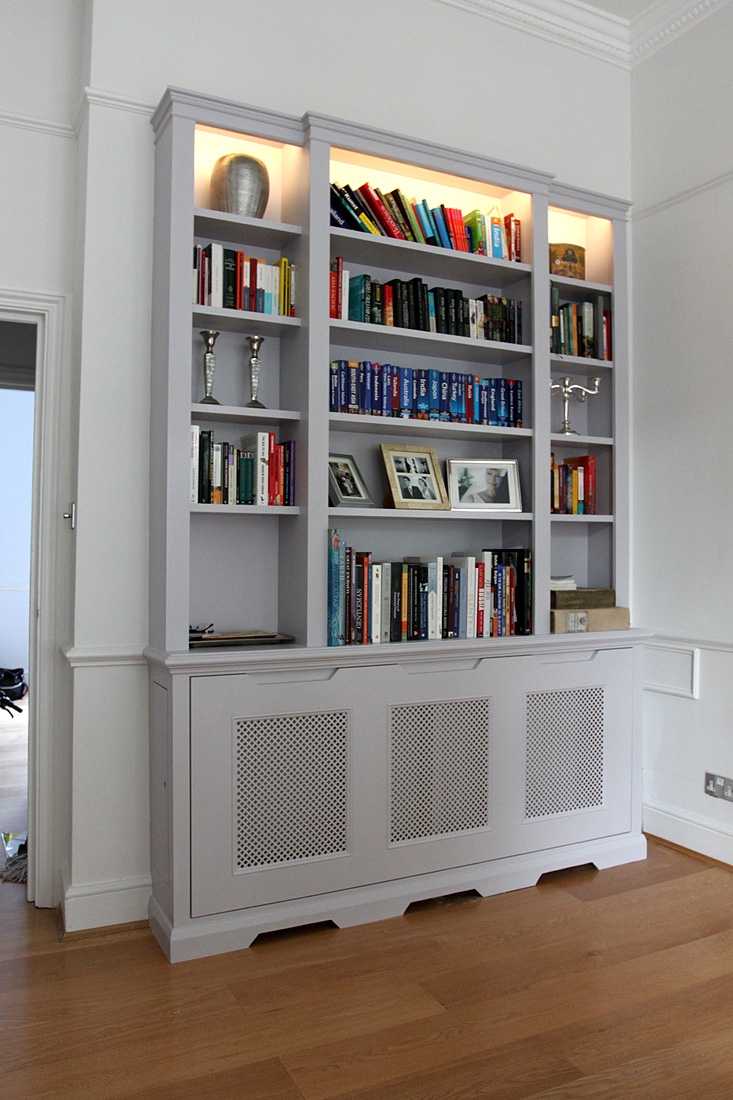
[{"xmin": 210, "ymin": 153, "xmax": 269, "ymax": 218}]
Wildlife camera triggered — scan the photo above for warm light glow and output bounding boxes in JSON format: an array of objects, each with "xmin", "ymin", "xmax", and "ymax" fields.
[{"xmin": 194, "ymin": 125, "xmax": 293, "ymax": 219}]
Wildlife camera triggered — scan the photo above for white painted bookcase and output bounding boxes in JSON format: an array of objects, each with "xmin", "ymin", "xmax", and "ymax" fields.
[{"xmin": 146, "ymin": 87, "xmax": 645, "ymax": 962}]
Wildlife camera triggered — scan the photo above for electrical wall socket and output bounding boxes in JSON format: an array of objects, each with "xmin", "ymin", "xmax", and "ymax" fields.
[{"xmin": 705, "ymin": 772, "xmax": 733, "ymax": 800}]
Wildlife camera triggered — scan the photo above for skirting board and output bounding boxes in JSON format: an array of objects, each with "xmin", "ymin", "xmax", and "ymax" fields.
[
  {"xmin": 644, "ymin": 801, "xmax": 733, "ymax": 867},
  {"xmin": 149, "ymin": 832, "xmax": 647, "ymax": 963},
  {"xmin": 63, "ymin": 872, "xmax": 152, "ymax": 933}
]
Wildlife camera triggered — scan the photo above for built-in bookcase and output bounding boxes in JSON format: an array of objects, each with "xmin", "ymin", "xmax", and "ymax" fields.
[{"xmin": 146, "ymin": 89, "xmax": 642, "ymax": 963}]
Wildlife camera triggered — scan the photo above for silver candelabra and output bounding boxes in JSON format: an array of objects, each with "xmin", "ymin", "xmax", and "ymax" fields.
[
  {"xmin": 199, "ymin": 330, "xmax": 220, "ymax": 405},
  {"xmin": 245, "ymin": 335, "xmax": 266, "ymax": 408},
  {"xmin": 550, "ymin": 375, "xmax": 601, "ymax": 435}
]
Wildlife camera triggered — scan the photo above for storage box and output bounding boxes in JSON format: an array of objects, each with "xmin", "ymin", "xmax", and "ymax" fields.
[{"xmin": 550, "ymin": 242, "xmax": 586, "ymax": 280}]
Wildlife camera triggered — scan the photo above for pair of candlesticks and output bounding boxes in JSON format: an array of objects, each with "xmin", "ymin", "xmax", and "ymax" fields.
[{"xmin": 199, "ymin": 330, "xmax": 266, "ymax": 408}]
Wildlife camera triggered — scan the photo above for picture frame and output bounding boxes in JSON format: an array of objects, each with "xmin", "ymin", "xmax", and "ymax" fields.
[
  {"xmin": 328, "ymin": 453, "xmax": 373, "ymax": 507},
  {"xmin": 447, "ymin": 459, "xmax": 522, "ymax": 512},
  {"xmin": 380, "ymin": 444, "xmax": 450, "ymax": 510}
]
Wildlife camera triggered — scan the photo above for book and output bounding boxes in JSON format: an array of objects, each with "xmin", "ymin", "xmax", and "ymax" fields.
[
  {"xmin": 190, "ymin": 425, "xmax": 200, "ymax": 504},
  {"xmin": 551, "ymin": 607, "xmax": 630, "ymax": 633},
  {"xmin": 551, "ymin": 587, "xmax": 616, "ymax": 609},
  {"xmin": 327, "ymin": 529, "xmax": 346, "ymax": 646},
  {"xmin": 240, "ymin": 431, "xmax": 270, "ymax": 505}
]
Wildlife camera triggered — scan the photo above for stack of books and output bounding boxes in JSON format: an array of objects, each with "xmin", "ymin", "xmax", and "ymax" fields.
[{"xmin": 550, "ymin": 585, "xmax": 629, "ymax": 632}]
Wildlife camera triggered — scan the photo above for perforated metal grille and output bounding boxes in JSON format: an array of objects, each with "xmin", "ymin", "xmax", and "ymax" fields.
[
  {"xmin": 234, "ymin": 710, "xmax": 348, "ymax": 870},
  {"xmin": 525, "ymin": 688, "xmax": 604, "ymax": 819},
  {"xmin": 389, "ymin": 698, "xmax": 491, "ymax": 845}
]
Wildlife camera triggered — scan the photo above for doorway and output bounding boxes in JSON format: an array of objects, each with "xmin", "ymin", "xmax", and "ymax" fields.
[{"xmin": 0, "ymin": 321, "xmax": 36, "ymax": 883}]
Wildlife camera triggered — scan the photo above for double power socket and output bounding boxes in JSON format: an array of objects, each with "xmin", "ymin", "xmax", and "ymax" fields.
[{"xmin": 705, "ymin": 772, "xmax": 733, "ymax": 801}]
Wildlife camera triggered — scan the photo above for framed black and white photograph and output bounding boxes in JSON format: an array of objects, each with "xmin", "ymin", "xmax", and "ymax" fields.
[
  {"xmin": 328, "ymin": 453, "xmax": 373, "ymax": 507},
  {"xmin": 447, "ymin": 459, "xmax": 522, "ymax": 512},
  {"xmin": 380, "ymin": 444, "xmax": 450, "ymax": 510}
]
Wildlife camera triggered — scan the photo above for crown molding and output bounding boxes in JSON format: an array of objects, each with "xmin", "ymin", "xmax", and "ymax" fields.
[
  {"xmin": 73, "ymin": 87, "xmax": 155, "ymax": 138},
  {"xmin": 433, "ymin": 0, "xmax": 732, "ymax": 66},
  {"xmin": 633, "ymin": 166, "xmax": 733, "ymax": 220},
  {"xmin": 0, "ymin": 109, "xmax": 74, "ymax": 139},
  {"xmin": 631, "ymin": 0, "xmax": 733, "ymax": 64},
  {"xmin": 433, "ymin": 0, "xmax": 630, "ymax": 65}
]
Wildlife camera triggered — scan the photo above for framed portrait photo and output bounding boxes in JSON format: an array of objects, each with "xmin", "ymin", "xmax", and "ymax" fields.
[
  {"xmin": 380, "ymin": 444, "xmax": 450, "ymax": 510},
  {"xmin": 447, "ymin": 459, "xmax": 522, "ymax": 512},
  {"xmin": 328, "ymin": 453, "xmax": 373, "ymax": 507}
]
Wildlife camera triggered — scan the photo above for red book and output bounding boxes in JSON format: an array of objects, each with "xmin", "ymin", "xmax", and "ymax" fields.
[
  {"xmin": 329, "ymin": 269, "xmax": 338, "ymax": 318},
  {"xmin": 450, "ymin": 208, "xmax": 468, "ymax": 251},
  {"xmin": 565, "ymin": 455, "xmax": 597, "ymax": 514},
  {"xmin": 603, "ymin": 309, "xmax": 612, "ymax": 360},
  {"xmin": 383, "ymin": 282, "xmax": 394, "ymax": 327},
  {"xmin": 267, "ymin": 432, "xmax": 276, "ymax": 505},
  {"xmin": 503, "ymin": 214, "xmax": 521, "ymax": 262},
  {"xmin": 357, "ymin": 182, "xmax": 404, "ymax": 239}
]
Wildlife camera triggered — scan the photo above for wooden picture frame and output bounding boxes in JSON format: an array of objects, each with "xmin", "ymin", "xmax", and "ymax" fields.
[
  {"xmin": 447, "ymin": 459, "xmax": 522, "ymax": 512},
  {"xmin": 380, "ymin": 444, "xmax": 450, "ymax": 510},
  {"xmin": 328, "ymin": 453, "xmax": 373, "ymax": 507}
]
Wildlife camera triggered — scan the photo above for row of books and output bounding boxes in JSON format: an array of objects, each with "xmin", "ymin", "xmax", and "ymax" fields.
[
  {"xmin": 550, "ymin": 291, "xmax": 611, "ymax": 360},
  {"xmin": 331, "ymin": 261, "xmax": 523, "ymax": 345},
  {"xmin": 329, "ymin": 361, "xmax": 523, "ymax": 426},
  {"xmin": 330, "ymin": 180, "xmax": 522, "ymax": 261},
  {"xmin": 327, "ymin": 531, "xmax": 532, "ymax": 646},
  {"xmin": 192, "ymin": 243, "xmax": 295, "ymax": 317},
  {"xmin": 191, "ymin": 427, "xmax": 295, "ymax": 506},
  {"xmin": 551, "ymin": 453, "xmax": 596, "ymax": 514}
]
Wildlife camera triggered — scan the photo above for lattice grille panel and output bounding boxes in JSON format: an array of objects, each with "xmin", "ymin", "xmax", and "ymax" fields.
[
  {"xmin": 525, "ymin": 688, "xmax": 604, "ymax": 819},
  {"xmin": 234, "ymin": 710, "xmax": 348, "ymax": 870},
  {"xmin": 390, "ymin": 698, "xmax": 491, "ymax": 844}
]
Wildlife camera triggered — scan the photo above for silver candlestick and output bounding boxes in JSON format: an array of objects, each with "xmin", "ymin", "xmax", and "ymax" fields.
[
  {"xmin": 245, "ymin": 335, "xmax": 266, "ymax": 408},
  {"xmin": 550, "ymin": 375, "xmax": 601, "ymax": 435},
  {"xmin": 199, "ymin": 330, "xmax": 220, "ymax": 405}
]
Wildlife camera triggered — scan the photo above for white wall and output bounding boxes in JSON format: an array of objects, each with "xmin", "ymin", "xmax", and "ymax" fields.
[
  {"xmin": 631, "ymin": 5, "xmax": 733, "ymax": 861},
  {"xmin": 6, "ymin": 0, "xmax": 635, "ymax": 928}
]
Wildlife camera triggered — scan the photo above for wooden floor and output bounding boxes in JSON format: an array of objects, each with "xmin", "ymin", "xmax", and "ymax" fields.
[{"xmin": 2, "ymin": 837, "xmax": 733, "ymax": 1099}]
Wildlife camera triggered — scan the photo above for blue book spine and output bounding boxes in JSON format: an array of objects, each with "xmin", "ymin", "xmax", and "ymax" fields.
[
  {"xmin": 358, "ymin": 360, "xmax": 366, "ymax": 414},
  {"xmin": 490, "ymin": 218, "xmax": 503, "ymax": 258},
  {"xmin": 428, "ymin": 369, "xmax": 441, "ymax": 420},
  {"xmin": 431, "ymin": 207, "xmax": 452, "ymax": 249},
  {"xmin": 363, "ymin": 361, "xmax": 373, "ymax": 415},
  {"xmin": 427, "ymin": 290, "xmax": 436, "ymax": 332},
  {"xmin": 348, "ymin": 362, "xmax": 359, "ymax": 414},
  {"xmin": 516, "ymin": 379, "xmax": 523, "ymax": 426},
  {"xmin": 381, "ymin": 364, "xmax": 392, "ymax": 417},
  {"xmin": 338, "ymin": 360, "xmax": 348, "ymax": 413},
  {"xmin": 449, "ymin": 372, "xmax": 460, "ymax": 422},
  {"xmin": 478, "ymin": 379, "xmax": 489, "ymax": 425},
  {"xmin": 417, "ymin": 369, "xmax": 429, "ymax": 419},
  {"xmin": 488, "ymin": 378, "xmax": 499, "ymax": 425},
  {"xmin": 372, "ymin": 362, "xmax": 382, "ymax": 416},
  {"xmin": 399, "ymin": 366, "xmax": 413, "ymax": 418},
  {"xmin": 497, "ymin": 377, "xmax": 509, "ymax": 426},
  {"xmin": 329, "ymin": 361, "xmax": 339, "ymax": 412},
  {"xmin": 328, "ymin": 529, "xmax": 345, "ymax": 646},
  {"xmin": 507, "ymin": 377, "xmax": 516, "ymax": 427},
  {"xmin": 439, "ymin": 371, "xmax": 450, "ymax": 421}
]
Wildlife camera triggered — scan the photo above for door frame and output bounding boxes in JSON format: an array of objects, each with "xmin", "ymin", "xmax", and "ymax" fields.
[{"xmin": 0, "ymin": 288, "xmax": 66, "ymax": 907}]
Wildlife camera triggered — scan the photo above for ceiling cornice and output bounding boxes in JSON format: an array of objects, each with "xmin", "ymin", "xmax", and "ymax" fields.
[{"xmin": 433, "ymin": 0, "xmax": 732, "ymax": 67}]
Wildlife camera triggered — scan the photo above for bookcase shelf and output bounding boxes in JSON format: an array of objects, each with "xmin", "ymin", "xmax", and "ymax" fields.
[{"xmin": 147, "ymin": 88, "xmax": 640, "ymax": 963}]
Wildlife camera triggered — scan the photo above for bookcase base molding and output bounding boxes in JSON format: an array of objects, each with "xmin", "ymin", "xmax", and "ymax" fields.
[{"xmin": 147, "ymin": 636, "xmax": 646, "ymax": 963}]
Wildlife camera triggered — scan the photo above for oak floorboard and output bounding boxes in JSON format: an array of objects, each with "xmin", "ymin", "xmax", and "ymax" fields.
[
  {"xmin": 281, "ymin": 929, "xmax": 733, "ymax": 1099},
  {"xmin": 1, "ymin": 838, "xmax": 732, "ymax": 1100}
]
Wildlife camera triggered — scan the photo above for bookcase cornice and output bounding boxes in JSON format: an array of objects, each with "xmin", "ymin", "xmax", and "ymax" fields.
[
  {"xmin": 151, "ymin": 86, "xmax": 303, "ymax": 146},
  {"xmin": 304, "ymin": 112, "xmax": 553, "ymax": 193},
  {"xmin": 550, "ymin": 181, "xmax": 631, "ymax": 219}
]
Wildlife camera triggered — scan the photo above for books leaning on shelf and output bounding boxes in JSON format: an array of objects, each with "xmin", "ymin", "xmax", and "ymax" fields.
[
  {"xmin": 327, "ymin": 531, "xmax": 532, "ymax": 646},
  {"xmin": 191, "ymin": 426, "xmax": 295, "ymax": 506},
  {"xmin": 193, "ymin": 244, "xmax": 295, "ymax": 317},
  {"xmin": 330, "ymin": 182, "xmax": 522, "ymax": 261},
  {"xmin": 550, "ymin": 287, "xmax": 611, "ymax": 360},
  {"xmin": 330, "ymin": 361, "xmax": 523, "ymax": 427},
  {"xmin": 551, "ymin": 453, "xmax": 596, "ymax": 514},
  {"xmin": 330, "ymin": 259, "xmax": 523, "ymax": 344}
]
